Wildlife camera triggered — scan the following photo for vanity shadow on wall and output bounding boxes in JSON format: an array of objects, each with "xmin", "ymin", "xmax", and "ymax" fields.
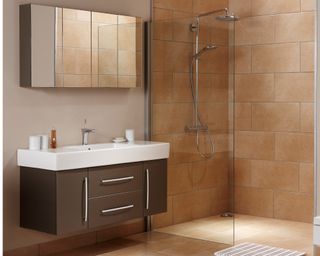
[{"xmin": 20, "ymin": 4, "xmax": 144, "ymax": 88}]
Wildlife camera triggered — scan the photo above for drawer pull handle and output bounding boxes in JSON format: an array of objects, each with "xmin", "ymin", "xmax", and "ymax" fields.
[
  {"xmin": 101, "ymin": 204, "xmax": 134, "ymax": 214},
  {"xmin": 101, "ymin": 176, "xmax": 134, "ymax": 185},
  {"xmin": 83, "ymin": 177, "xmax": 88, "ymax": 222},
  {"xmin": 146, "ymin": 169, "xmax": 150, "ymax": 210}
]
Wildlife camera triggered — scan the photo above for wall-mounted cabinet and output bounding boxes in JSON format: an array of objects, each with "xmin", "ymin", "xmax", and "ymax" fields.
[
  {"xmin": 20, "ymin": 4, "xmax": 143, "ymax": 88},
  {"xmin": 20, "ymin": 160, "xmax": 167, "ymax": 235}
]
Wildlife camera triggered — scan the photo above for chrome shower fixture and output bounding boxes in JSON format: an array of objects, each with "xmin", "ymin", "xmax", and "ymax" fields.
[
  {"xmin": 193, "ymin": 44, "xmax": 217, "ymax": 59},
  {"xmin": 190, "ymin": 8, "xmax": 239, "ymax": 32}
]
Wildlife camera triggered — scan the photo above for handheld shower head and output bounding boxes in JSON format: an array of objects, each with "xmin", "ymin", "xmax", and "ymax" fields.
[{"xmin": 193, "ymin": 43, "xmax": 217, "ymax": 59}]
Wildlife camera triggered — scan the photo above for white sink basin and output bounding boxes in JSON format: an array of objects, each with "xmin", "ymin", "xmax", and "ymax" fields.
[{"xmin": 17, "ymin": 141, "xmax": 170, "ymax": 171}]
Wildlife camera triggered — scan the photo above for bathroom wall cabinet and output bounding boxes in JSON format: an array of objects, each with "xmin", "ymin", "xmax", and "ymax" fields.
[
  {"xmin": 20, "ymin": 160, "xmax": 167, "ymax": 235},
  {"xmin": 19, "ymin": 4, "xmax": 143, "ymax": 88}
]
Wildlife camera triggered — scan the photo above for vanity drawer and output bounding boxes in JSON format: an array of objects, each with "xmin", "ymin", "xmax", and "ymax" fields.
[
  {"xmin": 89, "ymin": 163, "xmax": 142, "ymax": 198},
  {"xmin": 88, "ymin": 190, "xmax": 142, "ymax": 228}
]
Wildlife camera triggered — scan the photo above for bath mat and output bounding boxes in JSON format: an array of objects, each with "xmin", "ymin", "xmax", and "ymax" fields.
[{"xmin": 214, "ymin": 243, "xmax": 305, "ymax": 256}]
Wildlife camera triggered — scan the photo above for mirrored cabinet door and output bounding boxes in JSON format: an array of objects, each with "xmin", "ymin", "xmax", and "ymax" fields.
[
  {"xmin": 92, "ymin": 12, "xmax": 118, "ymax": 87},
  {"xmin": 57, "ymin": 8, "xmax": 92, "ymax": 87},
  {"xmin": 19, "ymin": 4, "xmax": 143, "ymax": 88}
]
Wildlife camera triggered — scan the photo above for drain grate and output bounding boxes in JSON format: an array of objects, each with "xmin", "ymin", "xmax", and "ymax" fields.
[{"xmin": 214, "ymin": 243, "xmax": 306, "ymax": 256}]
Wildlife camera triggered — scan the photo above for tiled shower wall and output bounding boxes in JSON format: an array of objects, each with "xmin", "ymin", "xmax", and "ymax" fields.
[
  {"xmin": 231, "ymin": 0, "xmax": 315, "ymax": 223},
  {"xmin": 151, "ymin": 0, "xmax": 233, "ymax": 228}
]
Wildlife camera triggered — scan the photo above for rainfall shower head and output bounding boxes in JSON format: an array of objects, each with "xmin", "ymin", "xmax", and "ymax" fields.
[
  {"xmin": 216, "ymin": 13, "xmax": 239, "ymax": 21},
  {"xmin": 193, "ymin": 43, "xmax": 217, "ymax": 59}
]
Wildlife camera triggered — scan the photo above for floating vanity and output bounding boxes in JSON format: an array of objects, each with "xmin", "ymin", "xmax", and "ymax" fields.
[{"xmin": 18, "ymin": 141, "xmax": 169, "ymax": 235}]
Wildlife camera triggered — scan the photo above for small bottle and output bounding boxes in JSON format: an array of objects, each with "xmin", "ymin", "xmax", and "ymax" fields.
[{"xmin": 50, "ymin": 128, "xmax": 57, "ymax": 149}]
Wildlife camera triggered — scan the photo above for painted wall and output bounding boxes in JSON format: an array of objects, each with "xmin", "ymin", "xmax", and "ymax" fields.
[
  {"xmin": 230, "ymin": 0, "xmax": 315, "ymax": 223},
  {"xmin": 4, "ymin": 0, "xmax": 150, "ymax": 250}
]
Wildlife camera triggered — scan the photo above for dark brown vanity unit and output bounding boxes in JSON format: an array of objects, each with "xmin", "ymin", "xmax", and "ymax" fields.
[{"xmin": 20, "ymin": 160, "xmax": 167, "ymax": 235}]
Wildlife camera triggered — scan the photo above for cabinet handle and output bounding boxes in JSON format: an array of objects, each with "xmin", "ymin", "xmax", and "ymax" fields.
[
  {"xmin": 101, "ymin": 204, "xmax": 134, "ymax": 214},
  {"xmin": 83, "ymin": 177, "xmax": 88, "ymax": 222},
  {"xmin": 146, "ymin": 169, "xmax": 150, "ymax": 210},
  {"xmin": 101, "ymin": 176, "xmax": 134, "ymax": 185}
]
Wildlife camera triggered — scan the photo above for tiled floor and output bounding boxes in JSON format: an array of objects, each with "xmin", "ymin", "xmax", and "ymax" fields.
[
  {"xmin": 55, "ymin": 232, "xmax": 228, "ymax": 256},
  {"xmin": 156, "ymin": 214, "xmax": 313, "ymax": 255},
  {"xmin": 55, "ymin": 214, "xmax": 313, "ymax": 256}
]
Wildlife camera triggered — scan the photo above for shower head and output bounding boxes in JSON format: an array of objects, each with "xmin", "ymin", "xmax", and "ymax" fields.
[
  {"xmin": 193, "ymin": 43, "xmax": 217, "ymax": 59},
  {"xmin": 216, "ymin": 14, "xmax": 239, "ymax": 21},
  {"xmin": 216, "ymin": 8, "xmax": 239, "ymax": 21}
]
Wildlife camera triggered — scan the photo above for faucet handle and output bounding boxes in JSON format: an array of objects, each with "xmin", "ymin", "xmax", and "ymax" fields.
[{"xmin": 82, "ymin": 128, "xmax": 95, "ymax": 133}]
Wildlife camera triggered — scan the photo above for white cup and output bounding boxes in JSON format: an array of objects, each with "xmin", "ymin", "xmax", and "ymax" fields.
[
  {"xmin": 40, "ymin": 135, "xmax": 49, "ymax": 150},
  {"xmin": 125, "ymin": 129, "xmax": 135, "ymax": 142},
  {"xmin": 29, "ymin": 136, "xmax": 41, "ymax": 150}
]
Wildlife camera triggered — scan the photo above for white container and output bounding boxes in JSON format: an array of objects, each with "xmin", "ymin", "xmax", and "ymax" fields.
[
  {"xmin": 40, "ymin": 135, "xmax": 49, "ymax": 150},
  {"xmin": 125, "ymin": 129, "xmax": 135, "ymax": 142},
  {"xmin": 29, "ymin": 136, "xmax": 41, "ymax": 150}
]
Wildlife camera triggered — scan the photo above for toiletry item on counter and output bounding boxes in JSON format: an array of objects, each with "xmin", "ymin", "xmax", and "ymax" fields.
[
  {"xmin": 40, "ymin": 135, "xmax": 49, "ymax": 150},
  {"xmin": 50, "ymin": 128, "xmax": 57, "ymax": 149},
  {"xmin": 112, "ymin": 137, "xmax": 127, "ymax": 143},
  {"xmin": 29, "ymin": 135, "xmax": 41, "ymax": 150},
  {"xmin": 125, "ymin": 129, "xmax": 135, "ymax": 142}
]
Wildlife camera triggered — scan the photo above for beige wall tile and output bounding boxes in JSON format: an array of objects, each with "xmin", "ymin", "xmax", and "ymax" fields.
[
  {"xmin": 168, "ymin": 163, "xmax": 193, "ymax": 195},
  {"xmin": 251, "ymin": 160, "xmax": 299, "ymax": 191},
  {"xmin": 172, "ymin": 193, "xmax": 194, "ymax": 224},
  {"xmin": 152, "ymin": 103, "xmax": 192, "ymax": 135},
  {"xmin": 172, "ymin": 73, "xmax": 192, "ymax": 102},
  {"xmin": 301, "ymin": 103, "xmax": 314, "ymax": 132},
  {"xmin": 153, "ymin": 0, "xmax": 193, "ymax": 12},
  {"xmin": 252, "ymin": 43, "xmax": 300, "ymax": 73},
  {"xmin": 301, "ymin": 0, "xmax": 316, "ymax": 11},
  {"xmin": 172, "ymin": 133, "xmax": 203, "ymax": 164},
  {"xmin": 193, "ymin": 0, "xmax": 228, "ymax": 14},
  {"xmin": 274, "ymin": 191, "xmax": 313, "ymax": 223},
  {"xmin": 300, "ymin": 163, "xmax": 314, "ymax": 194},
  {"xmin": 229, "ymin": 0, "xmax": 251, "ymax": 17},
  {"xmin": 275, "ymin": 133, "xmax": 314, "ymax": 162},
  {"xmin": 153, "ymin": 196, "xmax": 174, "ymax": 228},
  {"xmin": 234, "ymin": 159, "xmax": 251, "ymax": 186},
  {"xmin": 192, "ymin": 189, "xmax": 215, "ymax": 219},
  {"xmin": 198, "ymin": 103, "xmax": 229, "ymax": 131},
  {"xmin": 252, "ymin": 103, "xmax": 300, "ymax": 132},
  {"xmin": 235, "ymin": 46, "xmax": 252, "ymax": 73},
  {"xmin": 275, "ymin": 73, "xmax": 314, "ymax": 102},
  {"xmin": 251, "ymin": 0, "xmax": 300, "ymax": 15},
  {"xmin": 212, "ymin": 186, "xmax": 230, "ymax": 215},
  {"xmin": 235, "ymin": 187, "xmax": 274, "ymax": 217},
  {"xmin": 153, "ymin": 7, "xmax": 173, "ymax": 20},
  {"xmin": 199, "ymin": 46, "xmax": 229, "ymax": 74},
  {"xmin": 235, "ymin": 16, "xmax": 275, "ymax": 45},
  {"xmin": 152, "ymin": 72, "xmax": 173, "ymax": 103},
  {"xmin": 235, "ymin": 103, "xmax": 252, "ymax": 130},
  {"xmin": 301, "ymin": 42, "xmax": 315, "ymax": 72},
  {"xmin": 173, "ymin": 11, "xmax": 193, "ymax": 43},
  {"xmin": 275, "ymin": 12, "xmax": 315, "ymax": 43},
  {"xmin": 235, "ymin": 131, "xmax": 275, "ymax": 160},
  {"xmin": 152, "ymin": 8, "xmax": 173, "ymax": 40},
  {"xmin": 193, "ymin": 153, "xmax": 229, "ymax": 189},
  {"xmin": 235, "ymin": 74, "xmax": 274, "ymax": 102}
]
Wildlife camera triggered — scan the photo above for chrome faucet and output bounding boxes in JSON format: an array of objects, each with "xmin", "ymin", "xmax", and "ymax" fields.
[{"xmin": 81, "ymin": 128, "xmax": 95, "ymax": 145}]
